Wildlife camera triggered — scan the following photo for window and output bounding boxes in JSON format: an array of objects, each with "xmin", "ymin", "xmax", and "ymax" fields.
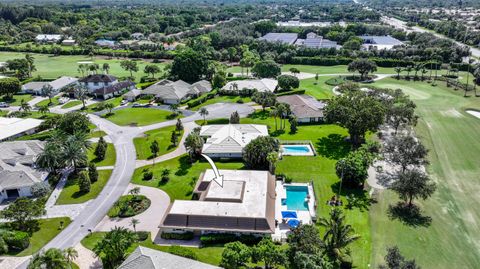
[{"xmin": 94, "ymin": 82, "xmax": 98, "ymax": 86}]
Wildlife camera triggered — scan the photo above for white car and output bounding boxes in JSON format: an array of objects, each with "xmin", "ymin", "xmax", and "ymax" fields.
[
  {"xmin": 121, "ymin": 100, "xmax": 128, "ymax": 105},
  {"xmin": 0, "ymin": 102, "xmax": 9, "ymax": 108}
]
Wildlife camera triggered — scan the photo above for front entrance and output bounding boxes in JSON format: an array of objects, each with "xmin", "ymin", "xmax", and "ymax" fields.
[{"xmin": 6, "ymin": 189, "xmax": 20, "ymax": 199}]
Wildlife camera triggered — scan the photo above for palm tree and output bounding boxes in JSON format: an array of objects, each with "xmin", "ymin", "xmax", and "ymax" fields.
[
  {"xmin": 269, "ymin": 107, "xmax": 279, "ymax": 131},
  {"xmin": 105, "ymin": 102, "xmax": 115, "ymax": 114},
  {"xmin": 130, "ymin": 218, "xmax": 140, "ymax": 232},
  {"xmin": 93, "ymin": 227, "xmax": 137, "ymax": 269},
  {"xmin": 73, "ymin": 84, "xmax": 89, "ymax": 109},
  {"xmin": 102, "ymin": 63, "xmax": 110, "ymax": 74},
  {"xmin": 318, "ymin": 208, "xmax": 360, "ymax": 265},
  {"xmin": 404, "ymin": 66, "xmax": 413, "ymax": 78},
  {"xmin": 38, "ymin": 105, "xmax": 50, "ymax": 116},
  {"xmin": 169, "ymin": 103, "xmax": 179, "ymax": 115},
  {"xmin": 413, "ymin": 63, "xmax": 422, "ymax": 79},
  {"xmin": 394, "ymin": 66, "xmax": 402, "ymax": 80},
  {"xmin": 64, "ymin": 247, "xmax": 78, "ymax": 267},
  {"xmin": 41, "ymin": 84, "xmax": 55, "ymax": 105},
  {"xmin": 266, "ymin": 152, "xmax": 278, "ymax": 174},
  {"xmin": 69, "ymin": 131, "xmax": 92, "ymax": 152},
  {"xmin": 28, "ymin": 248, "xmax": 69, "ymax": 269},
  {"xmin": 36, "ymin": 141, "xmax": 66, "ymax": 174},
  {"xmin": 199, "ymin": 107, "xmax": 209, "ymax": 124},
  {"xmin": 25, "ymin": 53, "xmax": 35, "ymax": 78},
  {"xmin": 63, "ymin": 139, "xmax": 87, "ymax": 170},
  {"xmin": 20, "ymin": 99, "xmax": 31, "ymax": 113},
  {"xmin": 129, "ymin": 187, "xmax": 140, "ymax": 199}
]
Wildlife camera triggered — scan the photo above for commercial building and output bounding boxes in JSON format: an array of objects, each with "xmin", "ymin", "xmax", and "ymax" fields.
[{"xmin": 360, "ymin": 35, "xmax": 404, "ymax": 50}]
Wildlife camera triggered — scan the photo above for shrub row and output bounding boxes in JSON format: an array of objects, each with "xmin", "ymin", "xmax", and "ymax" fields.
[
  {"xmin": 168, "ymin": 245, "xmax": 198, "ymax": 260},
  {"xmin": 161, "ymin": 231, "xmax": 195, "ymax": 240},
  {"xmin": 289, "ymin": 56, "xmax": 451, "ymax": 69},
  {"xmin": 200, "ymin": 233, "xmax": 262, "ymax": 246},
  {"xmin": 186, "ymin": 92, "xmax": 216, "ymax": 108},
  {"xmin": 136, "ymin": 231, "xmax": 149, "ymax": 241},
  {"xmin": 218, "ymin": 88, "xmax": 257, "ymax": 97},
  {"xmin": 276, "ymin": 89, "xmax": 306, "ymax": 96}
]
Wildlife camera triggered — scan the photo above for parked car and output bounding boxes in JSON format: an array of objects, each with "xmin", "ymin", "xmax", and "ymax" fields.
[
  {"xmin": 121, "ymin": 100, "xmax": 128, "ymax": 105},
  {"xmin": 132, "ymin": 103, "xmax": 142, "ymax": 108},
  {"xmin": 0, "ymin": 102, "xmax": 9, "ymax": 108}
]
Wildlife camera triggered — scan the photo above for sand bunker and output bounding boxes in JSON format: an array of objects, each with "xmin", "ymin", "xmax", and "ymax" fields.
[
  {"xmin": 77, "ymin": 61, "xmax": 93, "ymax": 64},
  {"xmin": 466, "ymin": 109, "xmax": 480, "ymax": 119}
]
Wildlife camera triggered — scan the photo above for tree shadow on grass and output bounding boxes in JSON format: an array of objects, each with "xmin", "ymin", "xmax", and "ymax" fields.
[
  {"xmin": 330, "ymin": 182, "xmax": 376, "ymax": 212},
  {"xmin": 387, "ymin": 202, "xmax": 432, "ymax": 227},
  {"xmin": 316, "ymin": 134, "xmax": 351, "ymax": 159},
  {"xmin": 175, "ymin": 155, "xmax": 193, "ymax": 176}
]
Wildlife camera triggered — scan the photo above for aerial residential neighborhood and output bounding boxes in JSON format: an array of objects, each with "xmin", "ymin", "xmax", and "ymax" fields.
[{"xmin": 0, "ymin": 0, "xmax": 479, "ymax": 269}]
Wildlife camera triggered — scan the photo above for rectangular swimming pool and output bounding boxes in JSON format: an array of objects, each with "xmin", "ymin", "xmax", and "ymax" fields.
[
  {"xmin": 281, "ymin": 144, "xmax": 314, "ymax": 156},
  {"xmin": 283, "ymin": 185, "xmax": 309, "ymax": 211}
]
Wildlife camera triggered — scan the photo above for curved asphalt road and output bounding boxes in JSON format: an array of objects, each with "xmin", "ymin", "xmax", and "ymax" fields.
[{"xmin": 17, "ymin": 103, "xmax": 254, "ymax": 268}]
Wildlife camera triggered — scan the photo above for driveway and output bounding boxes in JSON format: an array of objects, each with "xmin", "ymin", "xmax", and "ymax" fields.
[{"xmin": 95, "ymin": 184, "xmax": 170, "ymax": 240}]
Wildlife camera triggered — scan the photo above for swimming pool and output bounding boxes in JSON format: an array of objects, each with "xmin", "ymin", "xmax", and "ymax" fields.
[
  {"xmin": 281, "ymin": 144, "xmax": 314, "ymax": 156},
  {"xmin": 283, "ymin": 185, "xmax": 309, "ymax": 211}
]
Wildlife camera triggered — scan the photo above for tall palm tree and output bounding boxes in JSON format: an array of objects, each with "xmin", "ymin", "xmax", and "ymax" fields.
[
  {"xmin": 36, "ymin": 141, "xmax": 66, "ymax": 174},
  {"xmin": 93, "ymin": 227, "xmax": 137, "ymax": 269},
  {"xmin": 199, "ymin": 107, "xmax": 209, "ymax": 124},
  {"xmin": 68, "ymin": 131, "xmax": 92, "ymax": 152},
  {"xmin": 64, "ymin": 247, "xmax": 78, "ymax": 267},
  {"xmin": 63, "ymin": 139, "xmax": 87, "ymax": 170},
  {"xmin": 394, "ymin": 66, "xmax": 402, "ymax": 80},
  {"xmin": 318, "ymin": 208, "xmax": 360, "ymax": 265},
  {"xmin": 25, "ymin": 53, "xmax": 36, "ymax": 78},
  {"xmin": 102, "ymin": 63, "xmax": 110, "ymax": 74},
  {"xmin": 130, "ymin": 218, "xmax": 140, "ymax": 232},
  {"xmin": 41, "ymin": 84, "xmax": 55, "ymax": 105},
  {"xmin": 28, "ymin": 248, "xmax": 69, "ymax": 269},
  {"xmin": 73, "ymin": 84, "xmax": 89, "ymax": 109},
  {"xmin": 266, "ymin": 152, "xmax": 278, "ymax": 174},
  {"xmin": 169, "ymin": 103, "xmax": 179, "ymax": 115},
  {"xmin": 269, "ymin": 107, "xmax": 279, "ymax": 131}
]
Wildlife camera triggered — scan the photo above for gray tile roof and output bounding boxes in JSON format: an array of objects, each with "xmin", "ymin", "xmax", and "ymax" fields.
[
  {"xmin": 143, "ymin": 80, "xmax": 212, "ymax": 101},
  {"xmin": 0, "ymin": 140, "xmax": 48, "ymax": 191},
  {"xmin": 360, "ymin": 35, "xmax": 404, "ymax": 46},
  {"xmin": 277, "ymin": 94, "xmax": 325, "ymax": 119},
  {"xmin": 119, "ymin": 246, "xmax": 221, "ymax": 269},
  {"xmin": 259, "ymin": 33, "xmax": 298, "ymax": 45},
  {"xmin": 22, "ymin": 82, "xmax": 49, "ymax": 91}
]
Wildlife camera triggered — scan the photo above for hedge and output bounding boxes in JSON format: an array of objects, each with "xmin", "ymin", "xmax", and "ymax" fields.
[
  {"xmin": 276, "ymin": 89, "xmax": 306, "ymax": 96},
  {"xmin": 160, "ymin": 231, "xmax": 194, "ymax": 240},
  {"xmin": 3, "ymin": 231, "xmax": 30, "ymax": 251},
  {"xmin": 200, "ymin": 233, "xmax": 262, "ymax": 246},
  {"xmin": 168, "ymin": 245, "xmax": 198, "ymax": 260},
  {"xmin": 186, "ymin": 92, "xmax": 216, "ymax": 108},
  {"xmin": 136, "ymin": 231, "xmax": 149, "ymax": 241}
]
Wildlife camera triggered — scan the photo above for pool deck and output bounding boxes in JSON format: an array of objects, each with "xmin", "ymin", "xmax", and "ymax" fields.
[{"xmin": 272, "ymin": 181, "xmax": 316, "ymax": 241}]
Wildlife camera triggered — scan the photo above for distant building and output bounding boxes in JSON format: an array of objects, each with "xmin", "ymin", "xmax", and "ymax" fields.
[
  {"xmin": 277, "ymin": 94, "xmax": 326, "ymax": 123},
  {"xmin": 0, "ymin": 117, "xmax": 43, "ymax": 141},
  {"xmin": 0, "ymin": 140, "xmax": 48, "ymax": 202},
  {"xmin": 199, "ymin": 124, "xmax": 268, "ymax": 158},
  {"xmin": 277, "ymin": 21, "xmax": 332, "ymax": 27},
  {"xmin": 222, "ymin": 79, "xmax": 278, "ymax": 93},
  {"xmin": 35, "ymin": 34, "xmax": 62, "ymax": 43},
  {"xmin": 130, "ymin": 32, "xmax": 145, "ymax": 40},
  {"xmin": 360, "ymin": 35, "xmax": 404, "ymax": 50},
  {"xmin": 258, "ymin": 33, "xmax": 298, "ymax": 45},
  {"xmin": 94, "ymin": 39, "xmax": 116, "ymax": 48},
  {"xmin": 61, "ymin": 39, "xmax": 76, "ymax": 46},
  {"xmin": 119, "ymin": 246, "xmax": 221, "ymax": 269},
  {"xmin": 22, "ymin": 76, "xmax": 78, "ymax": 95},
  {"xmin": 142, "ymin": 79, "xmax": 212, "ymax": 104},
  {"xmin": 160, "ymin": 169, "xmax": 276, "ymax": 235},
  {"xmin": 295, "ymin": 32, "xmax": 338, "ymax": 49}
]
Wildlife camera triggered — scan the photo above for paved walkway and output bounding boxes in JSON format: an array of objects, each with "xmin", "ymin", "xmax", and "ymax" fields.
[
  {"xmin": 0, "ymin": 256, "xmax": 30, "ymax": 269},
  {"xmin": 135, "ymin": 121, "xmax": 198, "ymax": 168},
  {"xmin": 95, "ymin": 184, "xmax": 170, "ymax": 240}
]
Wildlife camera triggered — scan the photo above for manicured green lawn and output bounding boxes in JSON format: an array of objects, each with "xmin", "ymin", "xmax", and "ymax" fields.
[
  {"xmin": 1, "ymin": 94, "xmax": 33, "ymax": 106},
  {"xmin": 81, "ymin": 232, "xmax": 224, "ymax": 266},
  {"xmin": 132, "ymin": 155, "xmax": 244, "ymax": 201},
  {"xmin": 134, "ymin": 125, "xmax": 183, "ymax": 160},
  {"xmin": 188, "ymin": 95, "xmax": 252, "ymax": 111},
  {"xmin": 14, "ymin": 111, "xmax": 57, "ymax": 119},
  {"xmin": 56, "ymin": 169, "xmax": 112, "ymax": 204},
  {"xmin": 103, "ymin": 108, "xmax": 180, "ymax": 126},
  {"xmin": 61, "ymin": 100, "xmax": 82, "ymax": 109},
  {"xmin": 35, "ymin": 96, "xmax": 61, "ymax": 107},
  {"xmin": 365, "ymin": 78, "xmax": 480, "ymax": 268},
  {"xmin": 85, "ymin": 97, "xmax": 123, "ymax": 113},
  {"xmin": 298, "ymin": 76, "xmax": 336, "ymax": 100},
  {"xmin": 0, "ymin": 51, "xmax": 165, "ymax": 81},
  {"xmin": 88, "ymin": 142, "xmax": 116, "ymax": 166},
  {"xmin": 5, "ymin": 217, "xmax": 71, "ymax": 257},
  {"xmin": 90, "ymin": 130, "xmax": 107, "ymax": 138}
]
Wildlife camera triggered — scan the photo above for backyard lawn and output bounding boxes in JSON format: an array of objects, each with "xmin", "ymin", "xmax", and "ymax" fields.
[
  {"xmin": 81, "ymin": 232, "xmax": 224, "ymax": 266},
  {"xmin": 133, "ymin": 125, "xmax": 183, "ymax": 160},
  {"xmin": 87, "ymin": 142, "xmax": 116, "ymax": 166},
  {"xmin": 364, "ymin": 78, "xmax": 480, "ymax": 268},
  {"xmin": 35, "ymin": 96, "xmax": 61, "ymax": 107},
  {"xmin": 103, "ymin": 108, "xmax": 179, "ymax": 126},
  {"xmin": 4, "ymin": 217, "xmax": 71, "ymax": 257},
  {"xmin": 56, "ymin": 170, "xmax": 113, "ymax": 204},
  {"xmin": 0, "ymin": 51, "xmax": 165, "ymax": 81},
  {"xmin": 85, "ymin": 97, "xmax": 123, "ymax": 113},
  {"xmin": 187, "ymin": 95, "xmax": 252, "ymax": 111}
]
